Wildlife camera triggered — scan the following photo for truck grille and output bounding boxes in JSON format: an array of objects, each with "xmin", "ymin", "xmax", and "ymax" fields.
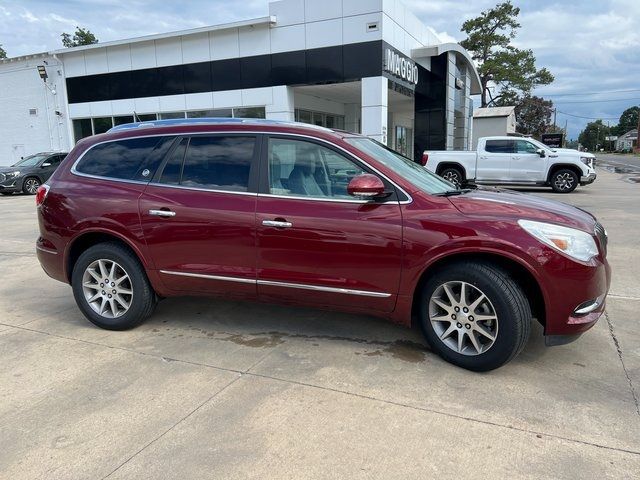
[{"xmin": 595, "ymin": 222, "xmax": 607, "ymax": 257}]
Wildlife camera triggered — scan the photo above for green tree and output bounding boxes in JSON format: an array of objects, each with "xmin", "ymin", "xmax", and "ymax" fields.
[
  {"xmin": 460, "ymin": 1, "xmax": 554, "ymax": 107},
  {"xmin": 513, "ymin": 95, "xmax": 554, "ymax": 138},
  {"xmin": 578, "ymin": 120, "xmax": 610, "ymax": 151},
  {"xmin": 61, "ymin": 27, "xmax": 98, "ymax": 48},
  {"xmin": 612, "ymin": 106, "xmax": 639, "ymax": 136},
  {"xmin": 0, "ymin": 44, "xmax": 7, "ymax": 59}
]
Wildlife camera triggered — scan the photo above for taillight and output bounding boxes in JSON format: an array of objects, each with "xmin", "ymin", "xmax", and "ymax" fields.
[
  {"xmin": 35, "ymin": 184, "xmax": 50, "ymax": 206},
  {"xmin": 420, "ymin": 152, "xmax": 429, "ymax": 166}
]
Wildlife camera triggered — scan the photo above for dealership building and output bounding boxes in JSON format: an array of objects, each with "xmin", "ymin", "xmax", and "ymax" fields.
[{"xmin": 0, "ymin": 0, "xmax": 480, "ymax": 164}]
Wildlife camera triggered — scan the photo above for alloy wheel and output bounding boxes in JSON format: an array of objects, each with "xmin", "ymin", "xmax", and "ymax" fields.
[
  {"xmin": 442, "ymin": 171, "xmax": 461, "ymax": 187},
  {"xmin": 428, "ymin": 281, "xmax": 498, "ymax": 356},
  {"xmin": 25, "ymin": 178, "xmax": 40, "ymax": 194},
  {"xmin": 82, "ymin": 259, "xmax": 133, "ymax": 318},
  {"xmin": 554, "ymin": 172, "xmax": 575, "ymax": 191}
]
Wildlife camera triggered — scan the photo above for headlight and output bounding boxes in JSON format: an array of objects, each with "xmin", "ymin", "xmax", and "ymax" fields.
[
  {"xmin": 580, "ymin": 157, "xmax": 593, "ymax": 168},
  {"xmin": 518, "ymin": 219, "xmax": 598, "ymax": 262},
  {"xmin": 5, "ymin": 171, "xmax": 20, "ymax": 178}
]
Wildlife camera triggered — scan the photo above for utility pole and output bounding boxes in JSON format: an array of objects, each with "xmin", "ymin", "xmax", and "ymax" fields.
[
  {"xmin": 636, "ymin": 104, "xmax": 640, "ymax": 153},
  {"xmin": 553, "ymin": 108, "xmax": 557, "ymax": 131}
]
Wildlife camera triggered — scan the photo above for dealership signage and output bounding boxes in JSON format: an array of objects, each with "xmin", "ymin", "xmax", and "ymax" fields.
[
  {"xmin": 541, "ymin": 133, "xmax": 564, "ymax": 148},
  {"xmin": 384, "ymin": 48, "xmax": 419, "ymax": 86}
]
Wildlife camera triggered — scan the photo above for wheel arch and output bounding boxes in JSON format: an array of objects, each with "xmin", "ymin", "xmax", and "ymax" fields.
[
  {"xmin": 65, "ymin": 230, "xmax": 149, "ymax": 283},
  {"xmin": 547, "ymin": 164, "xmax": 582, "ymax": 183},
  {"xmin": 436, "ymin": 162, "xmax": 466, "ymax": 180},
  {"xmin": 410, "ymin": 251, "xmax": 547, "ymax": 329}
]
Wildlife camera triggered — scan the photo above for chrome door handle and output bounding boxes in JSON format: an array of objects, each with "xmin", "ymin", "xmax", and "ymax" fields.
[
  {"xmin": 479, "ymin": 156, "xmax": 488, "ymax": 159},
  {"xmin": 262, "ymin": 220, "xmax": 293, "ymax": 228},
  {"xmin": 149, "ymin": 209, "xmax": 176, "ymax": 217}
]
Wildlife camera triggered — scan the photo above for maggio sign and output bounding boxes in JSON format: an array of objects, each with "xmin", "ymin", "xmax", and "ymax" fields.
[{"xmin": 384, "ymin": 48, "xmax": 419, "ymax": 85}]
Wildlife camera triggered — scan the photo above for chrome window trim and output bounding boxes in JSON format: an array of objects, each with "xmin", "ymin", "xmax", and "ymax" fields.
[
  {"xmin": 159, "ymin": 270, "xmax": 391, "ymax": 298},
  {"xmin": 147, "ymin": 182, "xmax": 258, "ymax": 197},
  {"xmin": 69, "ymin": 130, "xmax": 413, "ymax": 204}
]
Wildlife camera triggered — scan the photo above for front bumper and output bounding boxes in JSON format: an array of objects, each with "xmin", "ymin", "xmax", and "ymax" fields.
[
  {"xmin": 580, "ymin": 173, "xmax": 597, "ymax": 185},
  {"xmin": 542, "ymin": 253, "xmax": 611, "ymax": 342}
]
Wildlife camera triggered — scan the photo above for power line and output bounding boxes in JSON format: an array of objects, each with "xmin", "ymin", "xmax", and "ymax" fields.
[
  {"xmin": 555, "ymin": 97, "xmax": 640, "ymax": 104},
  {"xmin": 555, "ymin": 110, "xmax": 619, "ymax": 120},
  {"xmin": 538, "ymin": 88, "xmax": 640, "ymax": 97}
]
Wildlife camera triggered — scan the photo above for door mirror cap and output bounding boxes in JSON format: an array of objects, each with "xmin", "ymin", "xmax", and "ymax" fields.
[
  {"xmin": 347, "ymin": 174, "xmax": 386, "ymax": 199},
  {"xmin": 41, "ymin": 162, "xmax": 52, "ymax": 167},
  {"xmin": 536, "ymin": 148, "xmax": 546, "ymax": 158}
]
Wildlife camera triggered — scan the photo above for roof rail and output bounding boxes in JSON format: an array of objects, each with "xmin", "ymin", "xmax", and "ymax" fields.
[{"xmin": 108, "ymin": 117, "xmax": 333, "ymax": 133}]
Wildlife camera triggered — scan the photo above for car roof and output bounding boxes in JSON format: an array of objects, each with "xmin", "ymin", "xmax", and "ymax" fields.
[{"xmin": 108, "ymin": 117, "xmax": 336, "ymax": 135}]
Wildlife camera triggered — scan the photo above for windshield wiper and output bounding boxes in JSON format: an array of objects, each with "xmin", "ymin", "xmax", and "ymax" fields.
[{"xmin": 433, "ymin": 188, "xmax": 472, "ymax": 197}]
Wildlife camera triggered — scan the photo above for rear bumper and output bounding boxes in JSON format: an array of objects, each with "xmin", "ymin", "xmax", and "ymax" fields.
[{"xmin": 580, "ymin": 173, "xmax": 597, "ymax": 185}]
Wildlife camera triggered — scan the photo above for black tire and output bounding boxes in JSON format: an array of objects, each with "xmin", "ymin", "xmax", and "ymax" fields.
[
  {"xmin": 71, "ymin": 242, "xmax": 157, "ymax": 330},
  {"xmin": 418, "ymin": 261, "xmax": 531, "ymax": 371},
  {"xmin": 439, "ymin": 167, "xmax": 464, "ymax": 187},
  {"xmin": 22, "ymin": 177, "xmax": 41, "ymax": 195},
  {"xmin": 550, "ymin": 169, "xmax": 578, "ymax": 193}
]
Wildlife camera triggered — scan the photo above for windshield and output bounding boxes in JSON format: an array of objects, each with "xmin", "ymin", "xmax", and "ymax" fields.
[
  {"xmin": 12, "ymin": 154, "xmax": 47, "ymax": 168},
  {"xmin": 344, "ymin": 137, "xmax": 457, "ymax": 195}
]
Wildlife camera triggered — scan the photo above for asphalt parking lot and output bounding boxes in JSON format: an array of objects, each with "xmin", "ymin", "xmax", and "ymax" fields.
[{"xmin": 1, "ymin": 165, "xmax": 639, "ymax": 479}]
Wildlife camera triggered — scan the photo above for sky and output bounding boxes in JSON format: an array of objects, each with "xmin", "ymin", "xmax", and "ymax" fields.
[{"xmin": 1, "ymin": 0, "xmax": 639, "ymax": 139}]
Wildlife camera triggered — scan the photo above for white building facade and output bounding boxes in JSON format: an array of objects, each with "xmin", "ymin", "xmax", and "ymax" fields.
[{"xmin": 0, "ymin": 0, "xmax": 480, "ymax": 164}]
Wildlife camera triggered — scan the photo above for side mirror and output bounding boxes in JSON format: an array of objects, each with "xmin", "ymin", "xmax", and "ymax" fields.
[
  {"xmin": 347, "ymin": 174, "xmax": 386, "ymax": 199},
  {"xmin": 41, "ymin": 162, "xmax": 52, "ymax": 167},
  {"xmin": 536, "ymin": 148, "xmax": 546, "ymax": 158}
]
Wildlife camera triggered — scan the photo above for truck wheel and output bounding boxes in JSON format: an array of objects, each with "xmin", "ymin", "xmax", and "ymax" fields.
[
  {"xmin": 550, "ymin": 169, "xmax": 578, "ymax": 193},
  {"xmin": 440, "ymin": 167, "xmax": 463, "ymax": 187},
  {"xmin": 418, "ymin": 261, "xmax": 531, "ymax": 371}
]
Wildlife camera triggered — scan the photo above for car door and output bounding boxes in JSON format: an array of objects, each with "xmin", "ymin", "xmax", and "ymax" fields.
[
  {"xmin": 40, "ymin": 154, "xmax": 65, "ymax": 181},
  {"xmin": 255, "ymin": 135, "xmax": 403, "ymax": 312},
  {"xmin": 510, "ymin": 140, "xmax": 547, "ymax": 181},
  {"xmin": 477, "ymin": 139, "xmax": 514, "ymax": 181},
  {"xmin": 139, "ymin": 134, "xmax": 260, "ymax": 298}
]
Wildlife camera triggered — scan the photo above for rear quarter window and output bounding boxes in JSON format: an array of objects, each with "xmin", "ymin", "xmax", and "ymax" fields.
[{"xmin": 75, "ymin": 137, "xmax": 168, "ymax": 181}]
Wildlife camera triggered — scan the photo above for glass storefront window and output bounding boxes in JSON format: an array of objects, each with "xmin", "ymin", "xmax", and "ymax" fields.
[
  {"xmin": 113, "ymin": 115, "xmax": 134, "ymax": 126},
  {"xmin": 159, "ymin": 112, "xmax": 186, "ymax": 120},
  {"xmin": 137, "ymin": 114, "xmax": 157, "ymax": 121},
  {"xmin": 394, "ymin": 126, "xmax": 413, "ymax": 157},
  {"xmin": 93, "ymin": 117, "xmax": 113, "ymax": 135},
  {"xmin": 233, "ymin": 107, "xmax": 266, "ymax": 119},
  {"xmin": 73, "ymin": 118, "xmax": 93, "ymax": 142},
  {"xmin": 296, "ymin": 109, "xmax": 312, "ymax": 124},
  {"xmin": 187, "ymin": 109, "xmax": 233, "ymax": 118},
  {"xmin": 295, "ymin": 109, "xmax": 345, "ymax": 130}
]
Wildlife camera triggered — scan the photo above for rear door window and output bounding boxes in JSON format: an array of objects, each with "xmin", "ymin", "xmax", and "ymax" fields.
[
  {"xmin": 75, "ymin": 137, "xmax": 169, "ymax": 181},
  {"xmin": 485, "ymin": 140, "xmax": 515, "ymax": 154},
  {"xmin": 179, "ymin": 136, "xmax": 256, "ymax": 192}
]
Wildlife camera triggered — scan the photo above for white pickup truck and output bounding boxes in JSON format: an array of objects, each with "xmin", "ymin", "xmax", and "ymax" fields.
[{"xmin": 424, "ymin": 136, "xmax": 597, "ymax": 193}]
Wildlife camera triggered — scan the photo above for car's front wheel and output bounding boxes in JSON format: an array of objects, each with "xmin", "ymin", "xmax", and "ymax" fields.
[
  {"xmin": 72, "ymin": 242, "xmax": 157, "ymax": 330},
  {"xmin": 419, "ymin": 261, "xmax": 531, "ymax": 371}
]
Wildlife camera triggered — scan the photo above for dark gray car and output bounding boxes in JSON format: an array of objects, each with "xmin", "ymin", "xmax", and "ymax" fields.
[{"xmin": 0, "ymin": 152, "xmax": 68, "ymax": 195}]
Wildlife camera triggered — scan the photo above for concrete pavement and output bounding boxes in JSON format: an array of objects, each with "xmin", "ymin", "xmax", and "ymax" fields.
[{"xmin": 0, "ymin": 167, "xmax": 638, "ymax": 479}]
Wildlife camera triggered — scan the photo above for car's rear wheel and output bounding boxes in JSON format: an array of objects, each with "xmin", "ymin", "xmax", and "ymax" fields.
[
  {"xmin": 22, "ymin": 177, "xmax": 41, "ymax": 195},
  {"xmin": 419, "ymin": 261, "xmax": 531, "ymax": 371},
  {"xmin": 72, "ymin": 242, "xmax": 157, "ymax": 330},
  {"xmin": 439, "ymin": 167, "xmax": 463, "ymax": 187},
  {"xmin": 550, "ymin": 169, "xmax": 578, "ymax": 193}
]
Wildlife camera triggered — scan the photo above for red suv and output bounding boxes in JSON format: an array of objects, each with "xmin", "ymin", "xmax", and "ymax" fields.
[{"xmin": 35, "ymin": 119, "xmax": 611, "ymax": 371}]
